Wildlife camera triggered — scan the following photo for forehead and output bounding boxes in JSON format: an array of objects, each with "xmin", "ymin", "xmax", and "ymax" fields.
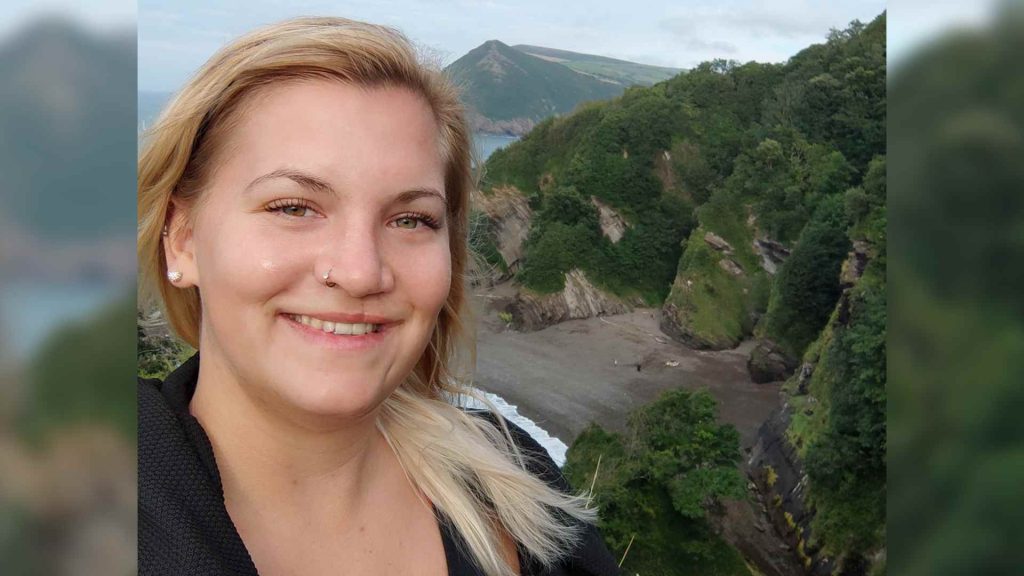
[{"xmin": 212, "ymin": 79, "xmax": 446, "ymax": 198}]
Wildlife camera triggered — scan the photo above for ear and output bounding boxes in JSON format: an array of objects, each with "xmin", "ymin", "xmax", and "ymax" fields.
[{"xmin": 163, "ymin": 199, "xmax": 200, "ymax": 289}]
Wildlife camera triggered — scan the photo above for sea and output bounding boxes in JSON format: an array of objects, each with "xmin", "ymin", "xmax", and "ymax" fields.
[{"xmin": 0, "ymin": 280, "xmax": 125, "ymax": 360}]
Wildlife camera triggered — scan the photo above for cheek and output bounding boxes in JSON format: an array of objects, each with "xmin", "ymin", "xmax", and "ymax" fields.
[
  {"xmin": 398, "ymin": 240, "xmax": 451, "ymax": 313},
  {"xmin": 193, "ymin": 218, "xmax": 306, "ymax": 307}
]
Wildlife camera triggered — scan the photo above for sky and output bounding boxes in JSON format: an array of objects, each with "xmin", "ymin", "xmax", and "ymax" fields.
[
  {"xmin": 2, "ymin": 0, "xmax": 135, "ymax": 37},
  {"xmin": 138, "ymin": 0, "xmax": 889, "ymax": 93}
]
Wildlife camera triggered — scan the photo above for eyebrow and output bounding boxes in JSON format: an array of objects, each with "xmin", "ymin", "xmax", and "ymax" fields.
[{"xmin": 244, "ymin": 168, "xmax": 447, "ymax": 207}]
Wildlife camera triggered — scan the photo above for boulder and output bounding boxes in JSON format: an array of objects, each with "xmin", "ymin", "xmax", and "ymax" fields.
[{"xmin": 747, "ymin": 339, "xmax": 799, "ymax": 384}]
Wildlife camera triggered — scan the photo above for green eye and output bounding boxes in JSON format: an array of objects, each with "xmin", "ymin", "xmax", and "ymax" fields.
[{"xmin": 395, "ymin": 216, "xmax": 417, "ymax": 229}]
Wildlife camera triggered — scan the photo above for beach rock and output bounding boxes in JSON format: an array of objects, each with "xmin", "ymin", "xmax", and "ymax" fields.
[
  {"xmin": 747, "ymin": 339, "xmax": 799, "ymax": 384},
  {"xmin": 659, "ymin": 302, "xmax": 742, "ymax": 350},
  {"xmin": 749, "ymin": 407, "xmax": 838, "ymax": 576},
  {"xmin": 503, "ymin": 268, "xmax": 638, "ymax": 331}
]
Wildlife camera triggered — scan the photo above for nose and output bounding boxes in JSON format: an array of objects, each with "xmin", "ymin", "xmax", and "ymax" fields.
[{"xmin": 318, "ymin": 225, "xmax": 394, "ymax": 298}]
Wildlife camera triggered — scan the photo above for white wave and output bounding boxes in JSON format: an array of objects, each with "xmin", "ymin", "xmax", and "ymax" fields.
[{"xmin": 457, "ymin": 389, "xmax": 568, "ymax": 467}]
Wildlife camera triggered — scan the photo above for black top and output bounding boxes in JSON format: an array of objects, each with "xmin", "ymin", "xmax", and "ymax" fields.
[{"xmin": 139, "ymin": 353, "xmax": 620, "ymax": 576}]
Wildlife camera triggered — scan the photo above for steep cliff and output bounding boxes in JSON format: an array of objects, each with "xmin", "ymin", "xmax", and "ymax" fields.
[
  {"xmin": 660, "ymin": 196, "xmax": 772, "ymax": 350},
  {"xmin": 469, "ymin": 185, "xmax": 533, "ymax": 285},
  {"xmin": 500, "ymin": 268, "xmax": 639, "ymax": 331}
]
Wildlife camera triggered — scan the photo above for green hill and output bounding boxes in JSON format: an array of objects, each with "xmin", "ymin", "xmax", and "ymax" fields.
[
  {"xmin": 513, "ymin": 44, "xmax": 681, "ymax": 86},
  {"xmin": 480, "ymin": 12, "xmax": 887, "ymax": 573},
  {"xmin": 0, "ymin": 18, "xmax": 136, "ymax": 239},
  {"xmin": 446, "ymin": 40, "xmax": 625, "ymax": 134}
]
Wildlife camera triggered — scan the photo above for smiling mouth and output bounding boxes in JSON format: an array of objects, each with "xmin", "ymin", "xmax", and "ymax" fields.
[{"xmin": 287, "ymin": 314, "xmax": 383, "ymax": 336}]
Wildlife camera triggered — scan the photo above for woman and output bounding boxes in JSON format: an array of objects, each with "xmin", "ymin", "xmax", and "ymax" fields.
[{"xmin": 138, "ymin": 16, "xmax": 619, "ymax": 576}]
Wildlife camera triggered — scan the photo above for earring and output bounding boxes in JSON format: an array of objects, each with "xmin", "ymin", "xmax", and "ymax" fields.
[
  {"xmin": 322, "ymin": 267, "xmax": 337, "ymax": 288},
  {"xmin": 167, "ymin": 270, "xmax": 183, "ymax": 283},
  {"xmin": 161, "ymin": 225, "xmax": 169, "ymax": 237}
]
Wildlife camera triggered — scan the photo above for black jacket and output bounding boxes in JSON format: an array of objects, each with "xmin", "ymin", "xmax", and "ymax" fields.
[{"xmin": 139, "ymin": 354, "xmax": 620, "ymax": 575}]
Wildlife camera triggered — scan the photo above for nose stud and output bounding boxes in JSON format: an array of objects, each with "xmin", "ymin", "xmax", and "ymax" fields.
[{"xmin": 322, "ymin": 267, "xmax": 337, "ymax": 288}]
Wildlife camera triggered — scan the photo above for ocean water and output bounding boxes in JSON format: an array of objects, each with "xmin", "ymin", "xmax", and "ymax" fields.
[
  {"xmin": 472, "ymin": 132, "xmax": 519, "ymax": 162},
  {"xmin": 458, "ymin": 389, "xmax": 568, "ymax": 467}
]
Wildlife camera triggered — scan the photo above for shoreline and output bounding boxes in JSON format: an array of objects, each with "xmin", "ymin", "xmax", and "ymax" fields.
[{"xmin": 471, "ymin": 293, "xmax": 781, "ymax": 451}]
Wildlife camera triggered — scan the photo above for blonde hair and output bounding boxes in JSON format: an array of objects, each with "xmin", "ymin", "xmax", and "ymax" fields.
[{"xmin": 138, "ymin": 17, "xmax": 594, "ymax": 576}]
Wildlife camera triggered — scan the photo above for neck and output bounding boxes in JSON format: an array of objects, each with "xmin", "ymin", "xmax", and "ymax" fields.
[{"xmin": 190, "ymin": 349, "xmax": 391, "ymax": 524}]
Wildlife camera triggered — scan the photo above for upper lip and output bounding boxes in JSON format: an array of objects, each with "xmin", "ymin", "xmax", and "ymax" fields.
[{"xmin": 286, "ymin": 312, "xmax": 397, "ymax": 324}]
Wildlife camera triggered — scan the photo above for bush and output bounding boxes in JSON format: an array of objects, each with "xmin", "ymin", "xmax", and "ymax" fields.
[
  {"xmin": 763, "ymin": 194, "xmax": 850, "ymax": 356},
  {"xmin": 564, "ymin": 390, "xmax": 748, "ymax": 575}
]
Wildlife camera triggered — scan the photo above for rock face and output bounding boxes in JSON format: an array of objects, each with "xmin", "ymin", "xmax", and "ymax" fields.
[
  {"xmin": 589, "ymin": 196, "xmax": 630, "ymax": 243},
  {"xmin": 752, "ymin": 238, "xmax": 791, "ymax": 275},
  {"xmin": 704, "ymin": 231, "xmax": 734, "ymax": 253},
  {"xmin": 503, "ymin": 268, "xmax": 637, "ymax": 331},
  {"xmin": 470, "ymin": 185, "xmax": 533, "ymax": 283},
  {"xmin": 718, "ymin": 258, "xmax": 745, "ymax": 276},
  {"xmin": 840, "ymin": 239, "xmax": 870, "ymax": 287},
  {"xmin": 747, "ymin": 339, "xmax": 800, "ymax": 384},
  {"xmin": 659, "ymin": 302, "xmax": 742, "ymax": 350},
  {"xmin": 749, "ymin": 407, "xmax": 837, "ymax": 576}
]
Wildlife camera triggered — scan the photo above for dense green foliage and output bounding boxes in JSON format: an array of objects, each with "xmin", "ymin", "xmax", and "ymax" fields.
[
  {"xmin": 564, "ymin": 390, "xmax": 748, "ymax": 575},
  {"xmin": 21, "ymin": 293, "xmax": 137, "ymax": 441},
  {"xmin": 762, "ymin": 195, "xmax": 851, "ymax": 357},
  {"xmin": 886, "ymin": 10, "xmax": 1024, "ymax": 575},
  {"xmin": 485, "ymin": 86, "xmax": 694, "ymax": 303},
  {"xmin": 445, "ymin": 40, "xmax": 623, "ymax": 123},
  {"xmin": 803, "ymin": 261, "xmax": 886, "ymax": 554},
  {"xmin": 485, "ymin": 12, "xmax": 888, "ymax": 569},
  {"xmin": 784, "ymin": 156, "xmax": 887, "ymax": 561},
  {"xmin": 138, "ymin": 318, "xmax": 195, "ymax": 381}
]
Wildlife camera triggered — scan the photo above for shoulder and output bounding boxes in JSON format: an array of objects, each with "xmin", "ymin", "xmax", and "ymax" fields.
[
  {"xmin": 463, "ymin": 409, "xmax": 569, "ymax": 492},
  {"xmin": 464, "ymin": 410, "xmax": 622, "ymax": 576}
]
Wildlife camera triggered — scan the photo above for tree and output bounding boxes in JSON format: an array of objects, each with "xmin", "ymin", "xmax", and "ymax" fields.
[
  {"xmin": 564, "ymin": 390, "xmax": 747, "ymax": 574},
  {"xmin": 763, "ymin": 195, "xmax": 850, "ymax": 356}
]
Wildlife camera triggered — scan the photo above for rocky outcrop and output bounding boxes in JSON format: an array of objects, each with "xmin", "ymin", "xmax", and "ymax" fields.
[
  {"xmin": 704, "ymin": 231, "xmax": 733, "ymax": 253},
  {"xmin": 467, "ymin": 111, "xmax": 536, "ymax": 136},
  {"xmin": 718, "ymin": 258, "xmax": 744, "ymax": 276},
  {"xmin": 749, "ymin": 407, "xmax": 837, "ymax": 576},
  {"xmin": 659, "ymin": 301, "xmax": 742, "ymax": 350},
  {"xmin": 747, "ymin": 339, "xmax": 800, "ymax": 383},
  {"xmin": 589, "ymin": 196, "xmax": 630, "ymax": 243},
  {"xmin": 839, "ymin": 239, "xmax": 870, "ymax": 287},
  {"xmin": 470, "ymin": 186, "xmax": 533, "ymax": 283},
  {"xmin": 752, "ymin": 238, "xmax": 791, "ymax": 275},
  {"xmin": 501, "ymin": 269, "xmax": 638, "ymax": 331}
]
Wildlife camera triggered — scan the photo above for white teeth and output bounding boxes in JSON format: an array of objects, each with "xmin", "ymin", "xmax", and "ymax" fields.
[{"xmin": 292, "ymin": 314, "xmax": 380, "ymax": 336}]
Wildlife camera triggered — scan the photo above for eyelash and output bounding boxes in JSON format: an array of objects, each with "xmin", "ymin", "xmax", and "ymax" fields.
[
  {"xmin": 265, "ymin": 199, "xmax": 441, "ymax": 230},
  {"xmin": 265, "ymin": 198, "xmax": 318, "ymax": 218},
  {"xmin": 395, "ymin": 211, "xmax": 442, "ymax": 230}
]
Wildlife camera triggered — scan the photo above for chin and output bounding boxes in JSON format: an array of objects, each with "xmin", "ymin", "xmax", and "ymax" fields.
[{"xmin": 277, "ymin": 375, "xmax": 394, "ymax": 422}]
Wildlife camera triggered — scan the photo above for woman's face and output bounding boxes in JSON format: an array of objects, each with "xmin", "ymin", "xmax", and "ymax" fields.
[{"xmin": 166, "ymin": 80, "xmax": 451, "ymax": 421}]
